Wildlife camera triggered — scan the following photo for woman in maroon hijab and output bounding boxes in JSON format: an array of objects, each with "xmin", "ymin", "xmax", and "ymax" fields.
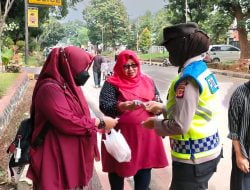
[
  {"xmin": 99, "ymin": 50, "xmax": 168, "ymax": 190},
  {"xmin": 27, "ymin": 46, "xmax": 118, "ymax": 190}
]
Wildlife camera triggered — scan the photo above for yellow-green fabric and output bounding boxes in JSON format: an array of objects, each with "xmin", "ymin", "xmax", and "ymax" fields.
[{"xmin": 166, "ymin": 61, "xmax": 220, "ymax": 160}]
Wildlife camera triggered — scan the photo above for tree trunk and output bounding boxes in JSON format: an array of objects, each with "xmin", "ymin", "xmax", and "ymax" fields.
[{"xmin": 234, "ymin": 3, "xmax": 249, "ymax": 59}]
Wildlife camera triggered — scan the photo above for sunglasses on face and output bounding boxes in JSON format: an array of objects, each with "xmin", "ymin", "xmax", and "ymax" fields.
[{"xmin": 123, "ymin": 63, "xmax": 137, "ymax": 70}]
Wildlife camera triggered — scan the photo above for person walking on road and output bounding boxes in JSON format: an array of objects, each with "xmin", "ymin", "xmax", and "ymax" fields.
[
  {"xmin": 228, "ymin": 81, "xmax": 250, "ymax": 190},
  {"xmin": 93, "ymin": 49, "xmax": 105, "ymax": 88},
  {"xmin": 142, "ymin": 23, "xmax": 222, "ymax": 190},
  {"xmin": 99, "ymin": 50, "xmax": 168, "ymax": 190},
  {"xmin": 27, "ymin": 46, "xmax": 118, "ymax": 190}
]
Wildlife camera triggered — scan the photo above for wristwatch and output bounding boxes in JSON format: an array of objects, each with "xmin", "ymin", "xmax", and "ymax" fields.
[{"xmin": 98, "ymin": 118, "xmax": 106, "ymax": 129}]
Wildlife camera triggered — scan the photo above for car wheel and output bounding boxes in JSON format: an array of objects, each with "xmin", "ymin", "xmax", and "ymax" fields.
[{"xmin": 212, "ymin": 58, "xmax": 220, "ymax": 64}]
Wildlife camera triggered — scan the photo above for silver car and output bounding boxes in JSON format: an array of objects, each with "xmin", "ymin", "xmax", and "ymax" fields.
[{"xmin": 206, "ymin": 44, "xmax": 240, "ymax": 63}]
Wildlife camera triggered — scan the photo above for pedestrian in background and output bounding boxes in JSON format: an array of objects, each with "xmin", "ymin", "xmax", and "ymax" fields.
[
  {"xmin": 142, "ymin": 23, "xmax": 222, "ymax": 190},
  {"xmin": 228, "ymin": 81, "xmax": 250, "ymax": 190},
  {"xmin": 93, "ymin": 49, "xmax": 105, "ymax": 88},
  {"xmin": 114, "ymin": 48, "xmax": 119, "ymax": 61},
  {"xmin": 101, "ymin": 58, "xmax": 110, "ymax": 80},
  {"xmin": 27, "ymin": 46, "xmax": 118, "ymax": 190},
  {"xmin": 99, "ymin": 50, "xmax": 168, "ymax": 190}
]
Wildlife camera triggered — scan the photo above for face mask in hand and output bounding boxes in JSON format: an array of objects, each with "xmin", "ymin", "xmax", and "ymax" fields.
[{"xmin": 74, "ymin": 71, "xmax": 90, "ymax": 86}]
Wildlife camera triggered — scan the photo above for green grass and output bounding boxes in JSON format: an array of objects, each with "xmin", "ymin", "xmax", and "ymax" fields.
[
  {"xmin": 0, "ymin": 73, "xmax": 19, "ymax": 98},
  {"xmin": 19, "ymin": 54, "xmax": 44, "ymax": 67},
  {"xmin": 138, "ymin": 52, "xmax": 168, "ymax": 61}
]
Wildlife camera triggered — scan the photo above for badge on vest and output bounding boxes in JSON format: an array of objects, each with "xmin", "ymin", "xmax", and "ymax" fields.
[{"xmin": 205, "ymin": 74, "xmax": 219, "ymax": 94}]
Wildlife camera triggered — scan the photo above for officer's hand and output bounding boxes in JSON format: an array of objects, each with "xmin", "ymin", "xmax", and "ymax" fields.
[
  {"xmin": 144, "ymin": 101, "xmax": 164, "ymax": 114},
  {"xmin": 141, "ymin": 117, "xmax": 156, "ymax": 129},
  {"xmin": 236, "ymin": 154, "xmax": 250, "ymax": 173}
]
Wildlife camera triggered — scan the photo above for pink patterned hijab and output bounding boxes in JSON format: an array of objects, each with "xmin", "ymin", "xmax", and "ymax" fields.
[{"xmin": 107, "ymin": 50, "xmax": 154, "ymax": 101}]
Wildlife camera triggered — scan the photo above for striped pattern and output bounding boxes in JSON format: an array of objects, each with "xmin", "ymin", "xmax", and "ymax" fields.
[{"xmin": 228, "ymin": 82, "xmax": 250, "ymax": 158}]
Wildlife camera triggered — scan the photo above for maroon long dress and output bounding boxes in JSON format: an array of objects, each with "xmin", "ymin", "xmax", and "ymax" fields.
[{"xmin": 27, "ymin": 46, "xmax": 98, "ymax": 189}]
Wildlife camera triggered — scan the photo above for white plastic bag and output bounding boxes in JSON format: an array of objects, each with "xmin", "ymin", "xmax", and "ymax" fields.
[{"xmin": 103, "ymin": 129, "xmax": 131, "ymax": 163}]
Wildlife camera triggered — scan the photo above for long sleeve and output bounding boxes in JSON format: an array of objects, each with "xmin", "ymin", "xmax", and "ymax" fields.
[
  {"xmin": 35, "ymin": 83, "xmax": 96, "ymax": 136},
  {"xmin": 228, "ymin": 89, "xmax": 242, "ymax": 140},
  {"xmin": 227, "ymin": 84, "xmax": 250, "ymax": 159},
  {"xmin": 99, "ymin": 81, "xmax": 120, "ymax": 118},
  {"xmin": 154, "ymin": 79, "xmax": 199, "ymax": 136}
]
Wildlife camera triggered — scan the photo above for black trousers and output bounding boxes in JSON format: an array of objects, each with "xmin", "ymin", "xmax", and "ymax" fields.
[
  {"xmin": 170, "ymin": 153, "xmax": 221, "ymax": 190},
  {"xmin": 230, "ymin": 152, "xmax": 250, "ymax": 190},
  {"xmin": 108, "ymin": 168, "xmax": 151, "ymax": 190}
]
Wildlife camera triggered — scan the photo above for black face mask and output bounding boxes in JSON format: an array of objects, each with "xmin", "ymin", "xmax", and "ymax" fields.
[{"xmin": 74, "ymin": 70, "xmax": 90, "ymax": 86}]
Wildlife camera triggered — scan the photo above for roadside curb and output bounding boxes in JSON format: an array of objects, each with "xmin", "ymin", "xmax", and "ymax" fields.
[
  {"xmin": 0, "ymin": 72, "xmax": 28, "ymax": 136},
  {"xmin": 142, "ymin": 61, "xmax": 250, "ymax": 79}
]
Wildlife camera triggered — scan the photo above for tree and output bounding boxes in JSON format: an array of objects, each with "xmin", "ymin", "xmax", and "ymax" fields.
[
  {"xmin": 83, "ymin": 0, "xmax": 129, "ymax": 48},
  {"xmin": 0, "ymin": 0, "xmax": 15, "ymax": 37},
  {"xmin": 0, "ymin": 0, "xmax": 15, "ymax": 67},
  {"xmin": 217, "ymin": 0, "xmax": 250, "ymax": 59},
  {"xmin": 39, "ymin": 19, "xmax": 66, "ymax": 48},
  {"xmin": 164, "ymin": 0, "xmax": 249, "ymax": 59},
  {"xmin": 203, "ymin": 11, "xmax": 233, "ymax": 44},
  {"xmin": 165, "ymin": 0, "xmax": 215, "ymax": 25},
  {"xmin": 60, "ymin": 21, "xmax": 89, "ymax": 47},
  {"xmin": 152, "ymin": 8, "xmax": 171, "ymax": 45},
  {"xmin": 139, "ymin": 27, "xmax": 151, "ymax": 53},
  {"xmin": 138, "ymin": 11, "xmax": 153, "ymax": 34},
  {"xmin": 126, "ymin": 23, "xmax": 137, "ymax": 50}
]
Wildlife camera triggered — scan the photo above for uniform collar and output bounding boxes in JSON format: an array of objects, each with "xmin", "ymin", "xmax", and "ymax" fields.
[{"xmin": 183, "ymin": 54, "xmax": 205, "ymax": 68}]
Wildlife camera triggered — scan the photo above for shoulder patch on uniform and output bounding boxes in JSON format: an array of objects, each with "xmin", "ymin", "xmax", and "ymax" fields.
[
  {"xmin": 205, "ymin": 74, "xmax": 219, "ymax": 94},
  {"xmin": 176, "ymin": 81, "xmax": 188, "ymax": 98}
]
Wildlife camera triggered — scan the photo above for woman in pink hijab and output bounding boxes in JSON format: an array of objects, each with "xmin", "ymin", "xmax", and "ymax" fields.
[
  {"xmin": 27, "ymin": 46, "xmax": 118, "ymax": 190},
  {"xmin": 99, "ymin": 50, "xmax": 168, "ymax": 190}
]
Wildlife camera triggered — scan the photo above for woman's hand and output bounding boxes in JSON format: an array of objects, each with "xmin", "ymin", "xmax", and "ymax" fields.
[
  {"xmin": 103, "ymin": 116, "xmax": 119, "ymax": 131},
  {"xmin": 118, "ymin": 101, "xmax": 141, "ymax": 111},
  {"xmin": 144, "ymin": 101, "xmax": 164, "ymax": 114},
  {"xmin": 141, "ymin": 117, "xmax": 156, "ymax": 129}
]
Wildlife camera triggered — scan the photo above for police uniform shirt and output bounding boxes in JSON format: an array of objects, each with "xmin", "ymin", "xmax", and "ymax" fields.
[{"xmin": 154, "ymin": 55, "xmax": 221, "ymax": 164}]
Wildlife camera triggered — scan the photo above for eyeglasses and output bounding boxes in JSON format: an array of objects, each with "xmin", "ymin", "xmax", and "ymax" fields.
[{"xmin": 123, "ymin": 64, "xmax": 137, "ymax": 70}]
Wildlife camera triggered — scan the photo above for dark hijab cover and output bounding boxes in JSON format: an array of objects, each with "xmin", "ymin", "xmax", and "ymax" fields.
[{"xmin": 161, "ymin": 22, "xmax": 210, "ymax": 68}]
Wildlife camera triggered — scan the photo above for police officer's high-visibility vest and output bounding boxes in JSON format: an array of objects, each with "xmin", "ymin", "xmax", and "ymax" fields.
[{"xmin": 167, "ymin": 60, "xmax": 221, "ymax": 160}]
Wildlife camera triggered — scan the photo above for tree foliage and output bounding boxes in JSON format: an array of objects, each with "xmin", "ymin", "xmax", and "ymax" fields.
[
  {"xmin": 39, "ymin": 19, "xmax": 66, "ymax": 48},
  {"xmin": 139, "ymin": 27, "xmax": 151, "ymax": 53},
  {"xmin": 216, "ymin": 0, "xmax": 250, "ymax": 58},
  {"xmin": 152, "ymin": 8, "xmax": 170, "ymax": 45},
  {"xmin": 164, "ymin": 0, "xmax": 249, "ymax": 59},
  {"xmin": 60, "ymin": 21, "xmax": 89, "ymax": 47},
  {"xmin": 126, "ymin": 23, "xmax": 137, "ymax": 50},
  {"xmin": 83, "ymin": 0, "xmax": 129, "ymax": 48}
]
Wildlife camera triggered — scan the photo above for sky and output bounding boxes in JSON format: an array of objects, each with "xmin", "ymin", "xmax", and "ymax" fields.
[{"xmin": 62, "ymin": 0, "xmax": 166, "ymax": 22}]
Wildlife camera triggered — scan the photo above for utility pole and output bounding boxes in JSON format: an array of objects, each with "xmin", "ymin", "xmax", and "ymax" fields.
[
  {"xmin": 101, "ymin": 26, "xmax": 105, "ymax": 52},
  {"xmin": 25, "ymin": 0, "xmax": 29, "ymax": 65},
  {"xmin": 185, "ymin": 0, "xmax": 188, "ymax": 23}
]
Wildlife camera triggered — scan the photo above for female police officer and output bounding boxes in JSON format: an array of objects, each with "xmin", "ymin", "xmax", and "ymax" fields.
[{"xmin": 142, "ymin": 23, "xmax": 222, "ymax": 190}]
